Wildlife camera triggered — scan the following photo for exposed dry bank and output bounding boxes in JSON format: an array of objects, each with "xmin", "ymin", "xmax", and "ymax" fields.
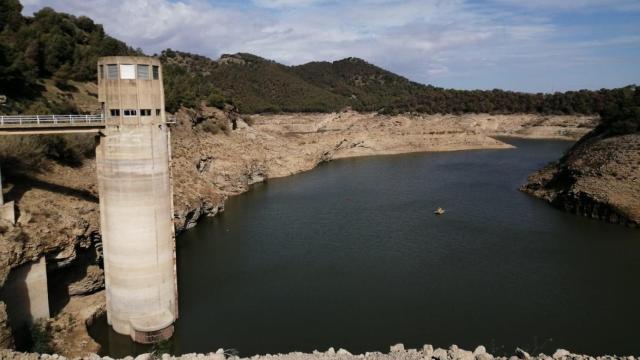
[
  {"xmin": 521, "ymin": 132, "xmax": 640, "ymax": 227},
  {"xmin": 0, "ymin": 109, "xmax": 598, "ymax": 356}
]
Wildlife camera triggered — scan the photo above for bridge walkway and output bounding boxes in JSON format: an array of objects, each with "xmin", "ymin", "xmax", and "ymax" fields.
[
  {"xmin": 0, "ymin": 114, "xmax": 176, "ymax": 135},
  {"xmin": 0, "ymin": 114, "xmax": 105, "ymax": 135}
]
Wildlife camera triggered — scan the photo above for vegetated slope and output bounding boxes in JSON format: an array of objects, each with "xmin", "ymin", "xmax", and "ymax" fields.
[
  {"xmin": 291, "ymin": 57, "xmax": 422, "ymax": 112},
  {"xmin": 161, "ymin": 51, "xmax": 348, "ymax": 113},
  {"xmin": 0, "ymin": 0, "xmax": 138, "ymax": 114},
  {"xmin": 1, "ymin": 2, "xmax": 636, "ymax": 117},
  {"xmin": 522, "ymin": 86, "xmax": 640, "ymax": 226},
  {"xmin": 161, "ymin": 50, "xmax": 636, "ymax": 116}
]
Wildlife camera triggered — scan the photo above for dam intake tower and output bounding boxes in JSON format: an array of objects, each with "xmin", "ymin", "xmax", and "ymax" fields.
[
  {"xmin": 0, "ymin": 56, "xmax": 177, "ymax": 344},
  {"xmin": 96, "ymin": 56, "xmax": 177, "ymax": 343}
]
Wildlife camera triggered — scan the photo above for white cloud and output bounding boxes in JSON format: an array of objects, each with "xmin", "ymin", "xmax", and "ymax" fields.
[
  {"xmin": 490, "ymin": 0, "xmax": 640, "ymax": 11},
  {"xmin": 20, "ymin": 0, "xmax": 640, "ymax": 92},
  {"xmin": 251, "ymin": 0, "xmax": 328, "ymax": 8}
]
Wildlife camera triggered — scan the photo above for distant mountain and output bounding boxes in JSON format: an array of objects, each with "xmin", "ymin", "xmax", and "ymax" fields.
[
  {"xmin": 0, "ymin": 1, "xmax": 636, "ymax": 117},
  {"xmin": 160, "ymin": 50, "xmax": 634, "ymax": 116},
  {"xmin": 161, "ymin": 51, "xmax": 347, "ymax": 113},
  {"xmin": 292, "ymin": 57, "xmax": 426, "ymax": 111}
]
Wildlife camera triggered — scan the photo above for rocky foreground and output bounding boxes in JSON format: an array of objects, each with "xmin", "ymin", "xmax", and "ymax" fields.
[
  {"xmin": 0, "ymin": 344, "xmax": 635, "ymax": 360},
  {"xmin": 0, "ymin": 109, "xmax": 599, "ymax": 356}
]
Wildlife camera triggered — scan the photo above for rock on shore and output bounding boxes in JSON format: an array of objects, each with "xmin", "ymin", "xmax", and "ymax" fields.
[{"xmin": 0, "ymin": 344, "xmax": 635, "ymax": 360}]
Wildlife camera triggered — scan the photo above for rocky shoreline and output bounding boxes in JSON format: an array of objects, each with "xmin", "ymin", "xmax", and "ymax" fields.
[
  {"xmin": 0, "ymin": 109, "xmax": 600, "ymax": 357},
  {"xmin": 0, "ymin": 344, "xmax": 636, "ymax": 360},
  {"xmin": 521, "ymin": 131, "xmax": 640, "ymax": 227}
]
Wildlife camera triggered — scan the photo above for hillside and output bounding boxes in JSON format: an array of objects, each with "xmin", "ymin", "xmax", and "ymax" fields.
[
  {"xmin": 1, "ymin": 1, "xmax": 637, "ymax": 117},
  {"xmin": 161, "ymin": 51, "xmax": 348, "ymax": 113},
  {"xmin": 160, "ymin": 50, "xmax": 636, "ymax": 116},
  {"xmin": 0, "ymin": 0, "xmax": 137, "ymax": 114}
]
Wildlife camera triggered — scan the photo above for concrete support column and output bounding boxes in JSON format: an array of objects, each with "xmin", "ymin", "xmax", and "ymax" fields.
[
  {"xmin": 0, "ymin": 164, "xmax": 15, "ymax": 224},
  {"xmin": 0, "ymin": 258, "xmax": 50, "ymax": 337},
  {"xmin": 0, "ymin": 164, "xmax": 3, "ymax": 205}
]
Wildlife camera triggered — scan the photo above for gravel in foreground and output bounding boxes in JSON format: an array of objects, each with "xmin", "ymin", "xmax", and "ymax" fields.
[{"xmin": 0, "ymin": 344, "xmax": 636, "ymax": 360}]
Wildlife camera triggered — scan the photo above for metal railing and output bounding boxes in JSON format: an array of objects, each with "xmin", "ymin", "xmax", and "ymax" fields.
[{"xmin": 0, "ymin": 114, "xmax": 105, "ymax": 127}]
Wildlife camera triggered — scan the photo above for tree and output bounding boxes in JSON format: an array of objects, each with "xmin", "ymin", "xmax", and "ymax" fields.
[{"xmin": 0, "ymin": 0, "xmax": 23, "ymax": 31}]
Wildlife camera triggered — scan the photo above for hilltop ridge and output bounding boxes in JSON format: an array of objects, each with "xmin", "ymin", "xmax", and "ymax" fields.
[
  {"xmin": 1, "ymin": 1, "xmax": 636, "ymax": 117},
  {"xmin": 160, "ymin": 50, "xmax": 637, "ymax": 115}
]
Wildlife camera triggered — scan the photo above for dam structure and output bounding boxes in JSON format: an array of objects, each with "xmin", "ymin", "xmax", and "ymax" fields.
[
  {"xmin": 0, "ymin": 56, "xmax": 178, "ymax": 344},
  {"xmin": 96, "ymin": 56, "xmax": 178, "ymax": 343}
]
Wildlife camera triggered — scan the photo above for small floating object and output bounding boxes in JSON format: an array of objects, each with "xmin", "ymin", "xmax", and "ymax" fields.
[{"xmin": 434, "ymin": 207, "xmax": 445, "ymax": 215}]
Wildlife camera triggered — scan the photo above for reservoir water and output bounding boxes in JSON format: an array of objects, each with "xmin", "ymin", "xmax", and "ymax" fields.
[{"xmin": 91, "ymin": 139, "xmax": 640, "ymax": 357}]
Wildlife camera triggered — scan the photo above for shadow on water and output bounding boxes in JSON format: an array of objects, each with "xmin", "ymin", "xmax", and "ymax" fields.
[{"xmin": 90, "ymin": 139, "xmax": 640, "ymax": 357}]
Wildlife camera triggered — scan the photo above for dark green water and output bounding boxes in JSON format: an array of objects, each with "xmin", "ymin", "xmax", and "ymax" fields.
[{"xmin": 91, "ymin": 139, "xmax": 640, "ymax": 357}]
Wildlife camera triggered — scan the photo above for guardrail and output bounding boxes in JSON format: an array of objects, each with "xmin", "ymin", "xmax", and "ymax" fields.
[{"xmin": 0, "ymin": 114, "xmax": 105, "ymax": 127}]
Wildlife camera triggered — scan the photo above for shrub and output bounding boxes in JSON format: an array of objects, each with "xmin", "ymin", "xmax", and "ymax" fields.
[
  {"xmin": 0, "ymin": 134, "xmax": 95, "ymax": 173},
  {"xmin": 0, "ymin": 136, "xmax": 48, "ymax": 171},
  {"xmin": 28, "ymin": 320, "xmax": 53, "ymax": 354},
  {"xmin": 206, "ymin": 92, "xmax": 226, "ymax": 109},
  {"xmin": 200, "ymin": 119, "xmax": 221, "ymax": 134}
]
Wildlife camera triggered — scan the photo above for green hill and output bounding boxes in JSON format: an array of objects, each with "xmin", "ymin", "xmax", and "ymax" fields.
[
  {"xmin": 0, "ymin": 0, "xmax": 637, "ymax": 120},
  {"xmin": 0, "ymin": 0, "xmax": 137, "ymax": 113},
  {"xmin": 160, "ymin": 50, "xmax": 635, "ymax": 116},
  {"xmin": 161, "ymin": 51, "xmax": 347, "ymax": 113}
]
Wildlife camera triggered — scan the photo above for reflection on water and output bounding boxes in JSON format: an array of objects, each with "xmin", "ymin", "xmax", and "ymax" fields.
[{"xmin": 91, "ymin": 139, "xmax": 640, "ymax": 358}]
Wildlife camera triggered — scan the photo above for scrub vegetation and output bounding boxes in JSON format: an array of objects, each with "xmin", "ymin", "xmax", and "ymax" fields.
[{"xmin": 160, "ymin": 50, "xmax": 639, "ymax": 118}]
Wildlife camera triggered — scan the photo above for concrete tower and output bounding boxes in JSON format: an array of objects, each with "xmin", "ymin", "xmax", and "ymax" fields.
[{"xmin": 96, "ymin": 56, "xmax": 177, "ymax": 343}]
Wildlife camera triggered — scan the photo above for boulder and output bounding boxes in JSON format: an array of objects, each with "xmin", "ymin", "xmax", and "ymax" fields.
[
  {"xmin": 516, "ymin": 348, "xmax": 531, "ymax": 359},
  {"xmin": 68, "ymin": 265, "xmax": 104, "ymax": 296},
  {"xmin": 423, "ymin": 345, "xmax": 434, "ymax": 357},
  {"xmin": 433, "ymin": 348, "xmax": 449, "ymax": 360},
  {"xmin": 474, "ymin": 346, "xmax": 487, "ymax": 356},
  {"xmin": 553, "ymin": 350, "xmax": 572, "ymax": 360}
]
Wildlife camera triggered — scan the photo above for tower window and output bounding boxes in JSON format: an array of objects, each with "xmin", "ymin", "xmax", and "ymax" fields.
[
  {"xmin": 152, "ymin": 66, "xmax": 159, "ymax": 80},
  {"xmin": 156, "ymin": 109, "xmax": 161, "ymax": 116},
  {"xmin": 141, "ymin": 109, "xmax": 152, "ymax": 116},
  {"xmin": 110, "ymin": 109, "xmax": 120, "ymax": 117},
  {"xmin": 107, "ymin": 64, "xmax": 118, "ymax": 79},
  {"xmin": 99, "ymin": 65, "xmax": 104, "ymax": 79},
  {"xmin": 137, "ymin": 65, "xmax": 150, "ymax": 80},
  {"xmin": 123, "ymin": 109, "xmax": 137, "ymax": 117},
  {"xmin": 120, "ymin": 64, "xmax": 136, "ymax": 79}
]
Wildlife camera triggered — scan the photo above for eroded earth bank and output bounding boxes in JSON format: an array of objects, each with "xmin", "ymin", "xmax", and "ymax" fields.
[
  {"xmin": 521, "ymin": 131, "xmax": 640, "ymax": 227},
  {"xmin": 1, "ymin": 109, "xmax": 628, "ymax": 358}
]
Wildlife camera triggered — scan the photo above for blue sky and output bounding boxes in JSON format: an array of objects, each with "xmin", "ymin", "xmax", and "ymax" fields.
[{"xmin": 21, "ymin": 0, "xmax": 640, "ymax": 93}]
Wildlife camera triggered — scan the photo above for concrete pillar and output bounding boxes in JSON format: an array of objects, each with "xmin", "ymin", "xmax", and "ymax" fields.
[
  {"xmin": 0, "ymin": 258, "xmax": 50, "ymax": 333},
  {"xmin": 0, "ymin": 164, "xmax": 3, "ymax": 205},
  {"xmin": 0, "ymin": 202, "xmax": 14, "ymax": 225},
  {"xmin": 0, "ymin": 165, "xmax": 15, "ymax": 224},
  {"xmin": 96, "ymin": 56, "xmax": 177, "ymax": 344}
]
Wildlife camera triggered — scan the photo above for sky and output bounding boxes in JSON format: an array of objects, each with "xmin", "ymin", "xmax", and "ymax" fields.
[{"xmin": 20, "ymin": 0, "xmax": 640, "ymax": 93}]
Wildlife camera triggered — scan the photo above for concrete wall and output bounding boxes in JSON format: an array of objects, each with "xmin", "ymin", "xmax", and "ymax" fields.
[
  {"xmin": 0, "ymin": 165, "xmax": 14, "ymax": 224},
  {"xmin": 0, "ymin": 202, "xmax": 14, "ymax": 224},
  {"xmin": 0, "ymin": 258, "xmax": 50, "ymax": 334},
  {"xmin": 95, "ymin": 56, "xmax": 177, "ymax": 343}
]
